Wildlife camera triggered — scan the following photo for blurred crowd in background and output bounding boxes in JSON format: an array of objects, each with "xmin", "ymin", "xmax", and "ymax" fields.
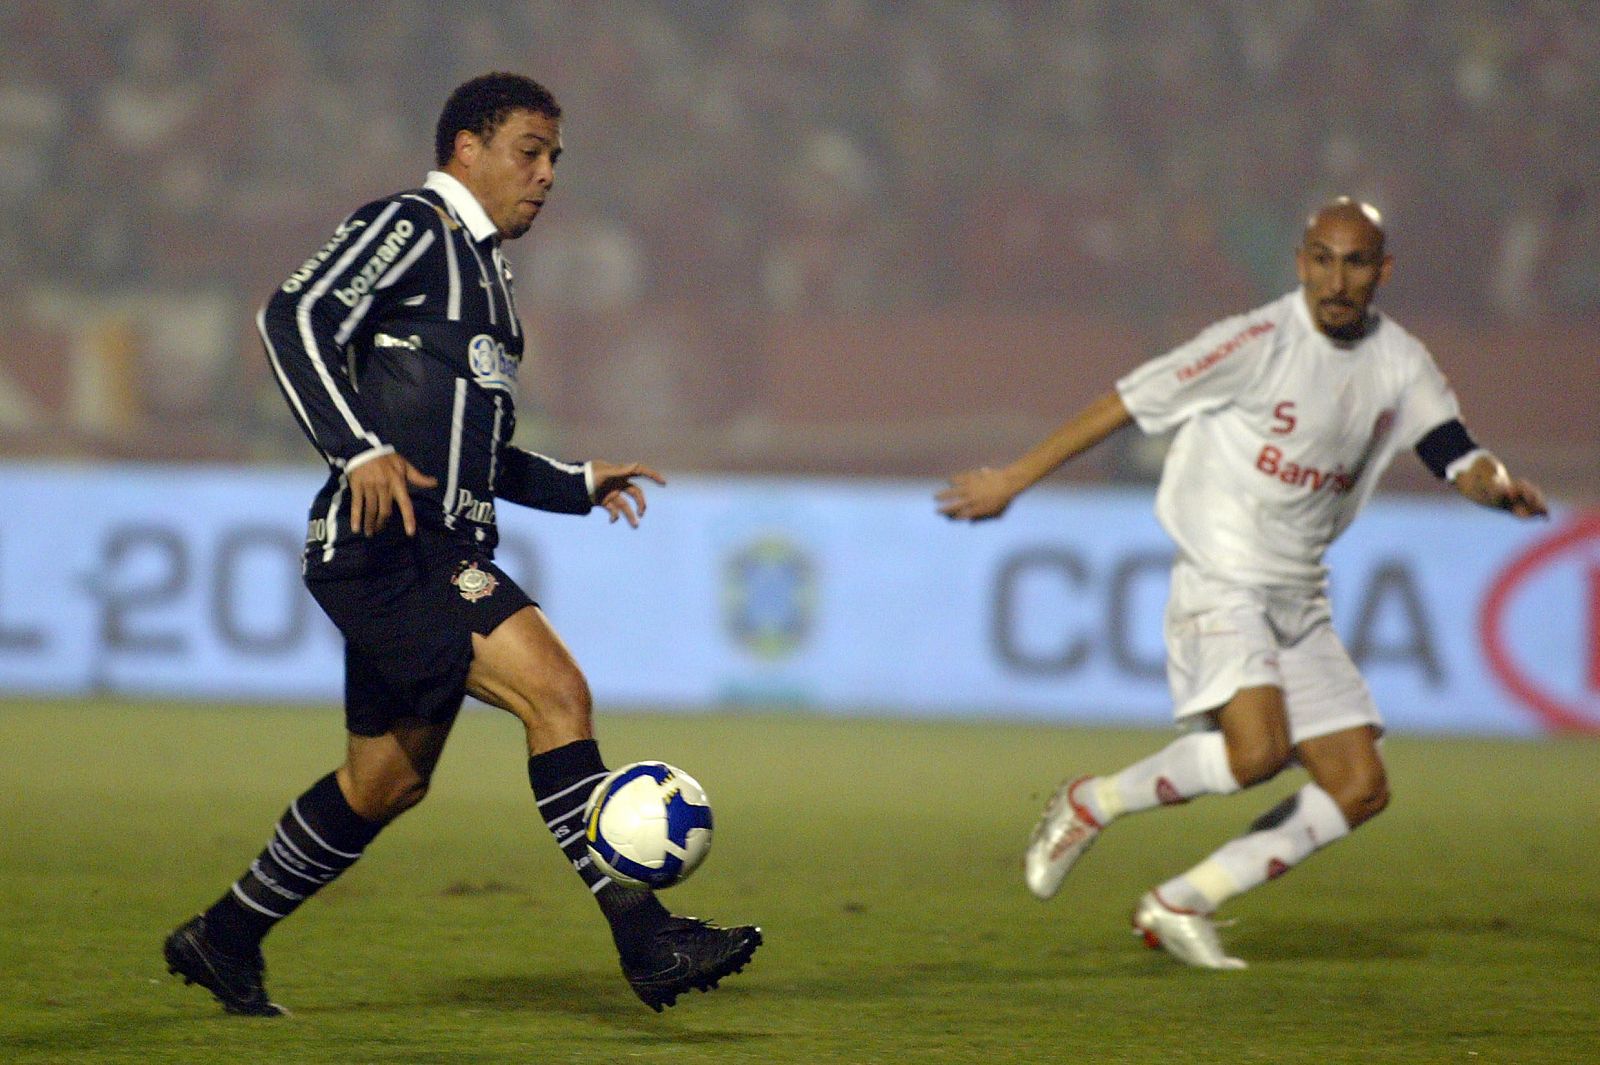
[{"xmin": 2, "ymin": 1, "xmax": 1595, "ymax": 496}]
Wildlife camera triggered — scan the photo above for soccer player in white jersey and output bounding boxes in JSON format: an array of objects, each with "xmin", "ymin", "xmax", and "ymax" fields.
[{"xmin": 937, "ymin": 198, "xmax": 1548, "ymax": 969}]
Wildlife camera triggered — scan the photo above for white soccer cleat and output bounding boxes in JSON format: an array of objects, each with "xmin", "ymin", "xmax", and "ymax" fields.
[
  {"xmin": 1131, "ymin": 891, "xmax": 1247, "ymax": 970},
  {"xmin": 1024, "ymin": 776, "xmax": 1102, "ymax": 900}
]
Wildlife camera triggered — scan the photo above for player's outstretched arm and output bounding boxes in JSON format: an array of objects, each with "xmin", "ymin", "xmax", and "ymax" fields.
[
  {"xmin": 347, "ymin": 451, "xmax": 439, "ymax": 536},
  {"xmin": 1452, "ymin": 453, "xmax": 1549, "ymax": 519},
  {"xmin": 590, "ymin": 460, "xmax": 667, "ymax": 527},
  {"xmin": 938, "ymin": 390, "xmax": 1133, "ymax": 522}
]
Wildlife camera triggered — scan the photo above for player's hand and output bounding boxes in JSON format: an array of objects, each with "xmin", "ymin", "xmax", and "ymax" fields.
[
  {"xmin": 590, "ymin": 460, "xmax": 666, "ymax": 528},
  {"xmin": 1495, "ymin": 476, "xmax": 1548, "ymax": 519},
  {"xmin": 347, "ymin": 452, "xmax": 438, "ymax": 537},
  {"xmin": 1458, "ymin": 455, "xmax": 1549, "ymax": 519},
  {"xmin": 937, "ymin": 466, "xmax": 1022, "ymax": 522}
]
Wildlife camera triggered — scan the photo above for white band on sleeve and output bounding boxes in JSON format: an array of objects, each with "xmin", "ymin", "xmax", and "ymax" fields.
[
  {"xmin": 583, "ymin": 461, "xmax": 596, "ymax": 501},
  {"xmin": 343, "ymin": 444, "xmax": 396, "ymax": 474},
  {"xmin": 1444, "ymin": 448, "xmax": 1493, "ymax": 483}
]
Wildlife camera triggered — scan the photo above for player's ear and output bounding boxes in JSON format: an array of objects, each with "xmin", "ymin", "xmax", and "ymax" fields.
[
  {"xmin": 1377, "ymin": 254, "xmax": 1394, "ymax": 287},
  {"xmin": 451, "ymin": 128, "xmax": 480, "ymax": 167}
]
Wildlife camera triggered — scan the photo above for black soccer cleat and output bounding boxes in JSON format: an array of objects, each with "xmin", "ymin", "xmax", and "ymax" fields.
[
  {"xmin": 620, "ymin": 915, "xmax": 762, "ymax": 1012},
  {"xmin": 163, "ymin": 915, "xmax": 286, "ymax": 1017}
]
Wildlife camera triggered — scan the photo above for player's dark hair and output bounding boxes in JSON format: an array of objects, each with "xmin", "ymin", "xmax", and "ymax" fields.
[{"xmin": 435, "ymin": 73, "xmax": 561, "ymax": 167}]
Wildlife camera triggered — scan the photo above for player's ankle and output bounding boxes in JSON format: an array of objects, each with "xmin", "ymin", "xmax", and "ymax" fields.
[
  {"xmin": 603, "ymin": 885, "xmax": 669, "ymax": 947},
  {"xmin": 200, "ymin": 895, "xmax": 269, "ymax": 957},
  {"xmin": 1156, "ymin": 865, "xmax": 1231, "ymax": 915},
  {"xmin": 1075, "ymin": 776, "xmax": 1118, "ymax": 826}
]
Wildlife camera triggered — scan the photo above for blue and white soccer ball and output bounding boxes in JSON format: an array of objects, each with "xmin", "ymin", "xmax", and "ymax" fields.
[{"xmin": 583, "ymin": 762, "xmax": 714, "ymax": 889}]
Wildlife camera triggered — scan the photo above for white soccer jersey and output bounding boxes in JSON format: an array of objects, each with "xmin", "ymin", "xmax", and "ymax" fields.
[{"xmin": 1117, "ymin": 289, "xmax": 1461, "ymax": 591}]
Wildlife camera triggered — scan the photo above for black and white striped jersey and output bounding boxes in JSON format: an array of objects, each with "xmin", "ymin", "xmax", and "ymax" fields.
[{"xmin": 259, "ymin": 170, "xmax": 592, "ymax": 575}]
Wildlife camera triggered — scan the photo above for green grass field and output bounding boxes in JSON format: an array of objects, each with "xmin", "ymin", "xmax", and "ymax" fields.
[{"xmin": 2, "ymin": 699, "xmax": 1597, "ymax": 1064}]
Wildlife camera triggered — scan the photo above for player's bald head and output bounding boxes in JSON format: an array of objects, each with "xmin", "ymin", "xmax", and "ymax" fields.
[
  {"xmin": 1296, "ymin": 196, "xmax": 1392, "ymax": 340},
  {"xmin": 1304, "ymin": 197, "xmax": 1385, "ymax": 257}
]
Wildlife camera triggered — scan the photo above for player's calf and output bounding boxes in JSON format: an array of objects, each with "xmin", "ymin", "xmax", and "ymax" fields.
[
  {"xmin": 1059, "ymin": 730, "xmax": 1244, "ymax": 830},
  {"xmin": 1152, "ymin": 782, "xmax": 1351, "ymax": 918},
  {"xmin": 186, "ymin": 771, "xmax": 387, "ymax": 970}
]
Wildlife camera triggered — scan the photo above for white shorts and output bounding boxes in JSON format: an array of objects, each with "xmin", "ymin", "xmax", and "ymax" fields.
[{"xmin": 1164, "ymin": 563, "xmax": 1381, "ymax": 745}]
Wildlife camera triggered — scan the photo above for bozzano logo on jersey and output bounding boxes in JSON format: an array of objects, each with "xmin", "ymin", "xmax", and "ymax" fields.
[
  {"xmin": 280, "ymin": 219, "xmax": 368, "ymax": 295},
  {"xmin": 331, "ymin": 219, "xmax": 416, "ymax": 307}
]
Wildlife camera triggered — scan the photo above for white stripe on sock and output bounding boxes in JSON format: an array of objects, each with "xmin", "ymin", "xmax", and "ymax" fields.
[
  {"xmin": 231, "ymin": 883, "xmax": 287, "ymax": 919},
  {"xmin": 274, "ymin": 825, "xmax": 339, "ymax": 872},
  {"xmin": 535, "ymin": 771, "xmax": 608, "ymax": 809},
  {"xmin": 266, "ymin": 838, "xmax": 333, "ymax": 886},
  {"xmin": 544, "ymin": 805, "xmax": 588, "ymax": 830},
  {"xmin": 290, "ymin": 800, "xmax": 363, "ymax": 860}
]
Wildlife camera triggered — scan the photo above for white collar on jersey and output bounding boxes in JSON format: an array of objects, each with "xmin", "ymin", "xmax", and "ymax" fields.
[{"xmin": 423, "ymin": 170, "xmax": 500, "ymax": 244}]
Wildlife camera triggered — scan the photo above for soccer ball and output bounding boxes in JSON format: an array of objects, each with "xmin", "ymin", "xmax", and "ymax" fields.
[{"xmin": 583, "ymin": 762, "xmax": 714, "ymax": 889}]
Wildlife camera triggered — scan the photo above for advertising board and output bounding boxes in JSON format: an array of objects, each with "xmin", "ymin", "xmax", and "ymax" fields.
[{"xmin": 0, "ymin": 465, "xmax": 1588, "ymax": 734}]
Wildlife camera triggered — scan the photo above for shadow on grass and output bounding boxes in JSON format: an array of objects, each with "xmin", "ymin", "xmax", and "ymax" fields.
[
  {"xmin": 430, "ymin": 957, "xmax": 1074, "ymax": 1020},
  {"xmin": 1231, "ymin": 913, "xmax": 1537, "ymax": 962},
  {"xmin": 724, "ymin": 956, "xmax": 1087, "ymax": 1003},
  {"xmin": 420, "ymin": 971, "xmax": 773, "ymax": 1042},
  {"xmin": 1232, "ymin": 919, "xmax": 1422, "ymax": 961},
  {"xmin": 0, "ymin": 1009, "xmax": 252, "ymax": 1061}
]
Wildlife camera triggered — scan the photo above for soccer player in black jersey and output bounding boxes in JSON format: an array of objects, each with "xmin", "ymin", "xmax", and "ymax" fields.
[{"xmin": 165, "ymin": 72, "xmax": 760, "ymax": 1016}]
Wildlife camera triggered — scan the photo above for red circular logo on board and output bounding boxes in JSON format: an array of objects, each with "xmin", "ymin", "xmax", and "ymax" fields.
[{"xmin": 1479, "ymin": 512, "xmax": 1600, "ymax": 733}]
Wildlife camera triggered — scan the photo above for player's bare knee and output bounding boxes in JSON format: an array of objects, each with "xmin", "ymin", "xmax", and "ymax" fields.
[
  {"xmin": 1314, "ymin": 754, "xmax": 1389, "ymax": 826},
  {"xmin": 1226, "ymin": 735, "xmax": 1292, "ymax": 787},
  {"xmin": 1363, "ymin": 782, "xmax": 1391, "ymax": 823},
  {"xmin": 343, "ymin": 784, "xmax": 387, "ymax": 822},
  {"xmin": 1341, "ymin": 775, "xmax": 1390, "ymax": 827},
  {"xmin": 344, "ymin": 770, "xmax": 430, "ymax": 821},
  {"xmin": 383, "ymin": 775, "xmax": 431, "ymax": 818}
]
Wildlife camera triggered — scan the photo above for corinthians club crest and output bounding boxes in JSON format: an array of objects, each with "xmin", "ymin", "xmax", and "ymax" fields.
[{"xmin": 452, "ymin": 561, "xmax": 498, "ymax": 603}]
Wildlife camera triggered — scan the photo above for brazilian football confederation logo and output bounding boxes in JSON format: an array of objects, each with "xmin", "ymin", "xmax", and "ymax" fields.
[{"xmin": 721, "ymin": 536, "xmax": 816, "ymax": 660}]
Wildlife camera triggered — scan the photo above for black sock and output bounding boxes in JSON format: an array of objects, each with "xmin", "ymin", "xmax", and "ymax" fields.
[
  {"xmin": 202, "ymin": 772, "xmax": 385, "ymax": 956},
  {"xmin": 528, "ymin": 739, "xmax": 669, "ymax": 958}
]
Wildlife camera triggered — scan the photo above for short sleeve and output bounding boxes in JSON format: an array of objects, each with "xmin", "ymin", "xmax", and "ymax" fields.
[
  {"xmin": 1391, "ymin": 341, "xmax": 1462, "ymax": 450},
  {"xmin": 1116, "ymin": 312, "xmax": 1279, "ymax": 435}
]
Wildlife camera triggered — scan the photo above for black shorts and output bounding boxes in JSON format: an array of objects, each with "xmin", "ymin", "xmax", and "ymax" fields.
[{"xmin": 305, "ymin": 533, "xmax": 534, "ymax": 737}]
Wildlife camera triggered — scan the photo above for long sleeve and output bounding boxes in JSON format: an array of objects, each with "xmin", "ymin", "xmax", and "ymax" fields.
[
  {"xmin": 257, "ymin": 197, "xmax": 438, "ymax": 470},
  {"xmin": 496, "ymin": 444, "xmax": 593, "ymax": 514}
]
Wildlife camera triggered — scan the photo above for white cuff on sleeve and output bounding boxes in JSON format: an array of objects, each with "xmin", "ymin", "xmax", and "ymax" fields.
[
  {"xmin": 344, "ymin": 444, "xmax": 395, "ymax": 474},
  {"xmin": 583, "ymin": 461, "xmax": 597, "ymax": 501},
  {"xmin": 1444, "ymin": 448, "xmax": 1492, "ymax": 483}
]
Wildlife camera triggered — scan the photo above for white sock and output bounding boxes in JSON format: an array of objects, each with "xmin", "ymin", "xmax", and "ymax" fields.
[
  {"xmin": 1157, "ymin": 783, "xmax": 1350, "ymax": 914},
  {"xmin": 1075, "ymin": 731, "xmax": 1240, "ymax": 825}
]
